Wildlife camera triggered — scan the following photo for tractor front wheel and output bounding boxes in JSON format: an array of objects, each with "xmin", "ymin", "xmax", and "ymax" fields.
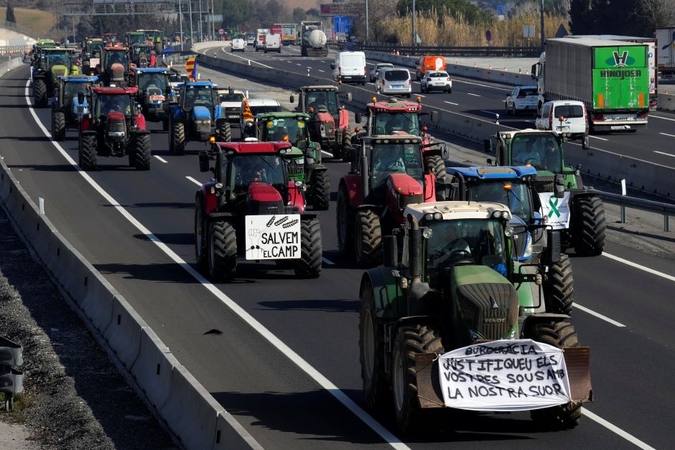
[
  {"xmin": 355, "ymin": 209, "xmax": 382, "ymax": 267},
  {"xmin": 208, "ymin": 221, "xmax": 237, "ymax": 281},
  {"xmin": 133, "ymin": 133, "xmax": 152, "ymax": 170},
  {"xmin": 170, "ymin": 120, "xmax": 186, "ymax": 155},
  {"xmin": 340, "ymin": 128, "xmax": 355, "ymax": 160},
  {"xmin": 425, "ymin": 154, "xmax": 446, "ymax": 181},
  {"xmin": 393, "ymin": 324, "xmax": 444, "ymax": 435},
  {"xmin": 309, "ymin": 169, "xmax": 330, "ymax": 211},
  {"xmin": 572, "ymin": 195, "xmax": 606, "ymax": 256},
  {"xmin": 194, "ymin": 198, "xmax": 207, "ymax": 270},
  {"xmin": 544, "ymin": 254, "xmax": 574, "ymax": 315},
  {"xmin": 216, "ymin": 121, "xmax": 232, "ymax": 142},
  {"xmin": 295, "ymin": 217, "xmax": 322, "ymax": 278},
  {"xmin": 52, "ymin": 110, "xmax": 66, "ymax": 141},
  {"xmin": 336, "ymin": 185, "xmax": 354, "ymax": 257},
  {"xmin": 360, "ymin": 280, "xmax": 389, "ymax": 411},
  {"xmin": 79, "ymin": 134, "xmax": 98, "ymax": 171},
  {"xmin": 527, "ymin": 320, "xmax": 582, "ymax": 429},
  {"xmin": 33, "ymin": 79, "xmax": 47, "ymax": 108}
]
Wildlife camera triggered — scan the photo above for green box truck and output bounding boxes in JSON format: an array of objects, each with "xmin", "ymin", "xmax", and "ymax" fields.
[{"xmin": 531, "ymin": 37, "xmax": 650, "ymax": 132}]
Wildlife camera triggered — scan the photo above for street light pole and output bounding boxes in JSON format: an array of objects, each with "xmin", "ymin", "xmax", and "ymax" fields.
[
  {"xmin": 211, "ymin": 0, "xmax": 215, "ymax": 41},
  {"xmin": 189, "ymin": 0, "xmax": 194, "ymax": 44},
  {"xmin": 365, "ymin": 0, "xmax": 369, "ymax": 44},
  {"xmin": 412, "ymin": 0, "xmax": 417, "ymax": 48},
  {"xmin": 540, "ymin": 0, "xmax": 545, "ymax": 51},
  {"xmin": 198, "ymin": 0, "xmax": 203, "ymax": 42},
  {"xmin": 179, "ymin": 0, "xmax": 183, "ymax": 47}
]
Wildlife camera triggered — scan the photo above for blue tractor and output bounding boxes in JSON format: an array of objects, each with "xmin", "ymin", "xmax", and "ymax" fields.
[
  {"xmin": 168, "ymin": 81, "xmax": 231, "ymax": 155},
  {"xmin": 130, "ymin": 67, "xmax": 174, "ymax": 131},
  {"xmin": 51, "ymin": 75, "xmax": 98, "ymax": 141}
]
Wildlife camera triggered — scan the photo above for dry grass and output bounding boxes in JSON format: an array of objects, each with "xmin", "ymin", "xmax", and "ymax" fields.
[{"xmin": 0, "ymin": 7, "xmax": 56, "ymax": 37}]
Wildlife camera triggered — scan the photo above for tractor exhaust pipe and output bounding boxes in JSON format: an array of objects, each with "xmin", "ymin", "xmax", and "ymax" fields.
[{"xmin": 409, "ymin": 215, "xmax": 422, "ymax": 282}]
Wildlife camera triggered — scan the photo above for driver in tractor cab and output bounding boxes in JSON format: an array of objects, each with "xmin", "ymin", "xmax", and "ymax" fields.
[
  {"xmin": 272, "ymin": 125, "xmax": 289, "ymax": 142},
  {"xmin": 516, "ymin": 140, "xmax": 541, "ymax": 167},
  {"xmin": 386, "ymin": 116, "xmax": 405, "ymax": 134},
  {"xmin": 541, "ymin": 139, "xmax": 561, "ymax": 172},
  {"xmin": 308, "ymin": 93, "xmax": 327, "ymax": 111},
  {"xmin": 104, "ymin": 96, "xmax": 130, "ymax": 115},
  {"xmin": 374, "ymin": 145, "xmax": 406, "ymax": 180}
]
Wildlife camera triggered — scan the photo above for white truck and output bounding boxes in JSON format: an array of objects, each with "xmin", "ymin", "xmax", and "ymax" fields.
[
  {"xmin": 656, "ymin": 27, "xmax": 675, "ymax": 78},
  {"xmin": 254, "ymin": 28, "xmax": 270, "ymax": 52},
  {"xmin": 264, "ymin": 33, "xmax": 281, "ymax": 53}
]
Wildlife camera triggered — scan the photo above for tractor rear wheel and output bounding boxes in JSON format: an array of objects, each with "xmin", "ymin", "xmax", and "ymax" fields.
[
  {"xmin": 33, "ymin": 79, "xmax": 47, "ymax": 108},
  {"xmin": 295, "ymin": 217, "xmax": 322, "ymax": 278},
  {"xmin": 52, "ymin": 110, "xmax": 66, "ymax": 141},
  {"xmin": 310, "ymin": 169, "xmax": 330, "ymax": 211},
  {"xmin": 544, "ymin": 254, "xmax": 574, "ymax": 315},
  {"xmin": 194, "ymin": 198, "xmax": 207, "ymax": 270},
  {"xmin": 572, "ymin": 195, "xmax": 606, "ymax": 256},
  {"xmin": 355, "ymin": 209, "xmax": 382, "ymax": 267},
  {"xmin": 340, "ymin": 128, "xmax": 354, "ymax": 160},
  {"xmin": 79, "ymin": 135, "xmax": 98, "ymax": 171},
  {"xmin": 360, "ymin": 280, "xmax": 389, "ymax": 411},
  {"xmin": 216, "ymin": 121, "xmax": 232, "ymax": 142},
  {"xmin": 393, "ymin": 324, "xmax": 444, "ymax": 435},
  {"xmin": 170, "ymin": 121, "xmax": 186, "ymax": 155},
  {"xmin": 425, "ymin": 154, "xmax": 446, "ymax": 181},
  {"xmin": 134, "ymin": 133, "xmax": 152, "ymax": 170},
  {"xmin": 527, "ymin": 320, "xmax": 582, "ymax": 429},
  {"xmin": 208, "ymin": 221, "xmax": 237, "ymax": 281},
  {"xmin": 336, "ymin": 184, "xmax": 354, "ymax": 257}
]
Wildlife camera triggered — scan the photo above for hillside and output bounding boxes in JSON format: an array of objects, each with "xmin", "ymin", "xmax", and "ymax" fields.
[{"xmin": 0, "ymin": 7, "xmax": 56, "ymax": 37}]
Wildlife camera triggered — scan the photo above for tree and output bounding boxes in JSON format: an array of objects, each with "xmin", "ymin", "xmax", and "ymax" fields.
[
  {"xmin": 6, "ymin": 1, "xmax": 16, "ymax": 23},
  {"xmin": 640, "ymin": 0, "xmax": 675, "ymax": 28},
  {"xmin": 222, "ymin": 0, "xmax": 253, "ymax": 29},
  {"xmin": 569, "ymin": 0, "xmax": 653, "ymax": 36}
]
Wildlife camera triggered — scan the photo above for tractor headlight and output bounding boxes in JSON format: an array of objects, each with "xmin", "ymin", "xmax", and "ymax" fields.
[{"xmin": 422, "ymin": 227, "xmax": 433, "ymax": 239}]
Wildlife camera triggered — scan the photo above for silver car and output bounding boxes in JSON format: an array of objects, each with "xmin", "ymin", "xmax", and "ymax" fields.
[
  {"xmin": 369, "ymin": 63, "xmax": 394, "ymax": 82},
  {"xmin": 420, "ymin": 70, "xmax": 452, "ymax": 93}
]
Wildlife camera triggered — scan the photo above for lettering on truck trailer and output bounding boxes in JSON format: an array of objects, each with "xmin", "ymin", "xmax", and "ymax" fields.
[{"xmin": 245, "ymin": 214, "xmax": 301, "ymax": 260}]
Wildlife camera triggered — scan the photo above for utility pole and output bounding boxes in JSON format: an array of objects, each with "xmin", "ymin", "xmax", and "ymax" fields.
[
  {"xmin": 198, "ymin": 0, "xmax": 203, "ymax": 42},
  {"xmin": 412, "ymin": 0, "xmax": 417, "ymax": 48},
  {"xmin": 540, "ymin": 0, "xmax": 545, "ymax": 51},
  {"xmin": 211, "ymin": 0, "xmax": 215, "ymax": 41},
  {"xmin": 179, "ymin": 0, "xmax": 183, "ymax": 47},
  {"xmin": 189, "ymin": 0, "xmax": 194, "ymax": 44},
  {"xmin": 365, "ymin": 0, "xmax": 369, "ymax": 44}
]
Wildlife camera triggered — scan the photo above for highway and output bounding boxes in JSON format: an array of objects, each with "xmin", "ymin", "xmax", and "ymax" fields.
[{"xmin": 1, "ymin": 47, "xmax": 674, "ymax": 449}]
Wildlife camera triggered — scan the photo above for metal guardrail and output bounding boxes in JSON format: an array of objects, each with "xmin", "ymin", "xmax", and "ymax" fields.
[
  {"xmin": 589, "ymin": 189, "xmax": 675, "ymax": 232},
  {"xmin": 0, "ymin": 45, "xmax": 30, "ymax": 55},
  {"xmin": 340, "ymin": 42, "xmax": 541, "ymax": 58}
]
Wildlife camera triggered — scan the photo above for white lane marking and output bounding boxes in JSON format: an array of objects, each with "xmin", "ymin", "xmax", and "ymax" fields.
[
  {"xmin": 654, "ymin": 151, "xmax": 675, "ymax": 157},
  {"xmin": 322, "ymin": 150, "xmax": 334, "ymax": 157},
  {"xmin": 649, "ymin": 114, "xmax": 675, "ymax": 122},
  {"xmin": 154, "ymin": 155, "xmax": 168, "ymax": 163},
  {"xmin": 574, "ymin": 304, "xmax": 626, "ymax": 327},
  {"xmin": 604, "ymin": 252, "xmax": 675, "ymax": 282},
  {"xmin": 659, "ymin": 132, "xmax": 675, "ymax": 138},
  {"xmin": 186, "ymin": 176, "xmax": 202, "ymax": 186},
  {"xmin": 590, "ymin": 135, "xmax": 608, "ymax": 141},
  {"xmin": 23, "ymin": 80, "xmax": 410, "ymax": 450},
  {"xmin": 318, "ymin": 69, "xmax": 325, "ymax": 73},
  {"xmin": 226, "ymin": 52, "xmax": 273, "ymax": 68},
  {"xmin": 444, "ymin": 101, "xmax": 458, "ymax": 106},
  {"xmin": 582, "ymin": 409, "xmax": 657, "ymax": 450},
  {"xmin": 322, "ymin": 257, "xmax": 334, "ymax": 265},
  {"xmin": 467, "ymin": 93, "xmax": 481, "ymax": 97}
]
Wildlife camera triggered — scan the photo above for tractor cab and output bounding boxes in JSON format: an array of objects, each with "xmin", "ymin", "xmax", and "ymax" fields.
[{"xmin": 100, "ymin": 46, "xmax": 131, "ymax": 86}]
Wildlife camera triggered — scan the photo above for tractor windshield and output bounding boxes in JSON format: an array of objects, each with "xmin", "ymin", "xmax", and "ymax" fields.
[
  {"xmin": 374, "ymin": 112, "xmax": 419, "ymax": 135},
  {"xmin": 468, "ymin": 180, "xmax": 532, "ymax": 223},
  {"xmin": 264, "ymin": 118, "xmax": 308, "ymax": 147},
  {"xmin": 105, "ymin": 50, "xmax": 129, "ymax": 69},
  {"xmin": 370, "ymin": 143, "xmax": 424, "ymax": 188},
  {"xmin": 87, "ymin": 41, "xmax": 103, "ymax": 56},
  {"xmin": 425, "ymin": 218, "xmax": 508, "ymax": 279},
  {"xmin": 64, "ymin": 82, "xmax": 91, "ymax": 103},
  {"xmin": 98, "ymin": 94, "xmax": 132, "ymax": 115},
  {"xmin": 510, "ymin": 134, "xmax": 563, "ymax": 172},
  {"xmin": 47, "ymin": 51, "xmax": 70, "ymax": 67},
  {"xmin": 138, "ymin": 72, "xmax": 166, "ymax": 91},
  {"xmin": 184, "ymin": 86, "xmax": 214, "ymax": 109},
  {"xmin": 305, "ymin": 90, "xmax": 338, "ymax": 114},
  {"xmin": 228, "ymin": 154, "xmax": 286, "ymax": 190}
]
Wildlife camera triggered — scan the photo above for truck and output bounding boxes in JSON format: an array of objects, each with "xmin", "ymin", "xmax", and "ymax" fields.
[
  {"xmin": 531, "ymin": 37, "xmax": 650, "ymax": 133},
  {"xmin": 254, "ymin": 28, "xmax": 270, "ymax": 52},
  {"xmin": 656, "ymin": 27, "xmax": 675, "ymax": 78},
  {"xmin": 278, "ymin": 23, "xmax": 298, "ymax": 46},
  {"xmin": 300, "ymin": 21, "xmax": 328, "ymax": 57}
]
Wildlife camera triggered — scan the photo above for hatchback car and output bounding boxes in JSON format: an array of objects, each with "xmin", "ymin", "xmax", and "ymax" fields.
[
  {"xmin": 231, "ymin": 37, "xmax": 246, "ymax": 52},
  {"xmin": 535, "ymin": 100, "xmax": 590, "ymax": 149},
  {"xmin": 376, "ymin": 68, "xmax": 412, "ymax": 98},
  {"xmin": 420, "ymin": 70, "xmax": 452, "ymax": 93},
  {"xmin": 369, "ymin": 63, "xmax": 394, "ymax": 82},
  {"xmin": 505, "ymin": 85, "xmax": 538, "ymax": 115}
]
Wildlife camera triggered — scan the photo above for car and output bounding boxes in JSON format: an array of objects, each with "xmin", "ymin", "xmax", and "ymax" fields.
[
  {"xmin": 505, "ymin": 85, "xmax": 538, "ymax": 115},
  {"xmin": 375, "ymin": 68, "xmax": 412, "ymax": 97},
  {"xmin": 419, "ymin": 70, "xmax": 452, "ymax": 93},
  {"xmin": 535, "ymin": 100, "xmax": 590, "ymax": 149},
  {"xmin": 218, "ymin": 87, "xmax": 247, "ymax": 125},
  {"xmin": 246, "ymin": 33, "xmax": 256, "ymax": 46},
  {"xmin": 231, "ymin": 37, "xmax": 246, "ymax": 52},
  {"xmin": 369, "ymin": 63, "xmax": 394, "ymax": 82},
  {"xmin": 240, "ymin": 98, "xmax": 283, "ymax": 137}
]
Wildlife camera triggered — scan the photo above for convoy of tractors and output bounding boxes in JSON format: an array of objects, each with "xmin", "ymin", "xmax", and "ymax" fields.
[{"xmin": 26, "ymin": 30, "xmax": 600, "ymax": 436}]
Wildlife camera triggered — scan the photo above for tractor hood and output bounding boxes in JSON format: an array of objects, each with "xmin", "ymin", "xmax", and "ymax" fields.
[
  {"xmin": 387, "ymin": 172, "xmax": 423, "ymax": 196},
  {"xmin": 248, "ymin": 182, "xmax": 283, "ymax": 202},
  {"xmin": 51, "ymin": 65, "xmax": 69, "ymax": 85},
  {"xmin": 107, "ymin": 110, "xmax": 126, "ymax": 122},
  {"xmin": 192, "ymin": 105, "xmax": 212, "ymax": 120}
]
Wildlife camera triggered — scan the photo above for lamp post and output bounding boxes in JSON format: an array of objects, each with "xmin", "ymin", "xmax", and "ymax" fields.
[
  {"xmin": 179, "ymin": 0, "xmax": 183, "ymax": 47},
  {"xmin": 365, "ymin": 0, "xmax": 369, "ymax": 44},
  {"xmin": 540, "ymin": 0, "xmax": 545, "ymax": 51},
  {"xmin": 211, "ymin": 0, "xmax": 215, "ymax": 41},
  {"xmin": 198, "ymin": 0, "xmax": 203, "ymax": 42},
  {"xmin": 412, "ymin": 0, "xmax": 417, "ymax": 48},
  {"xmin": 189, "ymin": 0, "xmax": 194, "ymax": 44}
]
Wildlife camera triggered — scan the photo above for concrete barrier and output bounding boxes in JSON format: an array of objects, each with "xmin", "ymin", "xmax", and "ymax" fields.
[{"xmin": 130, "ymin": 328, "xmax": 176, "ymax": 409}]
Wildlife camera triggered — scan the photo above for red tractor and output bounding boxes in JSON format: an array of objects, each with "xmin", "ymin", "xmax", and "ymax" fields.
[
  {"xmin": 78, "ymin": 86, "xmax": 152, "ymax": 171},
  {"xmin": 336, "ymin": 135, "xmax": 438, "ymax": 267},
  {"xmin": 354, "ymin": 96, "xmax": 446, "ymax": 180},
  {"xmin": 99, "ymin": 45, "xmax": 131, "ymax": 87},
  {"xmin": 194, "ymin": 141, "xmax": 323, "ymax": 281}
]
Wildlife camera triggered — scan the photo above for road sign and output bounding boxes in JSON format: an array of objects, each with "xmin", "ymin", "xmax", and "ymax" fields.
[
  {"xmin": 320, "ymin": 2, "xmax": 363, "ymax": 16},
  {"xmin": 333, "ymin": 16, "xmax": 353, "ymax": 35},
  {"xmin": 218, "ymin": 28, "xmax": 225, "ymax": 35}
]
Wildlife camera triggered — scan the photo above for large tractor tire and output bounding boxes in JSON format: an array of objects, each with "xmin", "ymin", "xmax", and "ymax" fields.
[
  {"xmin": 216, "ymin": 121, "xmax": 232, "ymax": 142},
  {"xmin": 339, "ymin": 127, "xmax": 355, "ymax": 160},
  {"xmin": 194, "ymin": 198, "xmax": 207, "ymax": 270},
  {"xmin": 133, "ymin": 133, "xmax": 152, "ymax": 170},
  {"xmin": 393, "ymin": 324, "xmax": 444, "ymax": 435},
  {"xmin": 170, "ymin": 121, "xmax": 186, "ymax": 155},
  {"xmin": 359, "ymin": 280, "xmax": 389, "ymax": 411},
  {"xmin": 33, "ymin": 78, "xmax": 48, "ymax": 108},
  {"xmin": 309, "ymin": 169, "xmax": 330, "ymax": 211},
  {"xmin": 295, "ymin": 217, "xmax": 322, "ymax": 278},
  {"xmin": 78, "ymin": 134, "xmax": 98, "ymax": 171},
  {"xmin": 336, "ymin": 184, "xmax": 354, "ymax": 257},
  {"xmin": 425, "ymin": 154, "xmax": 446, "ymax": 181},
  {"xmin": 527, "ymin": 320, "xmax": 582, "ymax": 429},
  {"xmin": 208, "ymin": 221, "xmax": 237, "ymax": 281},
  {"xmin": 355, "ymin": 209, "xmax": 382, "ymax": 267},
  {"xmin": 544, "ymin": 254, "xmax": 574, "ymax": 315},
  {"xmin": 571, "ymin": 195, "xmax": 606, "ymax": 256},
  {"xmin": 51, "ymin": 110, "xmax": 66, "ymax": 141}
]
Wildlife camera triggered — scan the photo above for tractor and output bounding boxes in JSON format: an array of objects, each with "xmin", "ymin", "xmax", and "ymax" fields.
[
  {"xmin": 336, "ymin": 135, "xmax": 438, "ymax": 267},
  {"xmin": 50, "ymin": 75, "xmax": 98, "ymax": 141},
  {"xmin": 255, "ymin": 111, "xmax": 330, "ymax": 210},
  {"xmin": 445, "ymin": 165, "xmax": 574, "ymax": 315},
  {"xmin": 358, "ymin": 200, "xmax": 592, "ymax": 435},
  {"xmin": 194, "ymin": 141, "xmax": 323, "ymax": 280},
  {"xmin": 99, "ymin": 45, "xmax": 131, "ymax": 87},
  {"xmin": 488, "ymin": 129, "xmax": 606, "ymax": 256},
  {"xmin": 32, "ymin": 47, "xmax": 80, "ymax": 108},
  {"xmin": 129, "ymin": 67, "xmax": 173, "ymax": 131},
  {"xmin": 289, "ymin": 85, "xmax": 353, "ymax": 159},
  {"xmin": 78, "ymin": 86, "xmax": 152, "ymax": 171},
  {"xmin": 168, "ymin": 81, "xmax": 230, "ymax": 155},
  {"xmin": 129, "ymin": 42, "xmax": 156, "ymax": 68},
  {"xmin": 81, "ymin": 37, "xmax": 104, "ymax": 76},
  {"xmin": 353, "ymin": 96, "xmax": 446, "ymax": 180}
]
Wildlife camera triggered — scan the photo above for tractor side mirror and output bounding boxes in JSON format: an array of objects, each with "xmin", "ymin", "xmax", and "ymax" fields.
[
  {"xmin": 198, "ymin": 151, "xmax": 210, "ymax": 172},
  {"xmin": 554, "ymin": 174, "xmax": 565, "ymax": 198},
  {"xmin": 345, "ymin": 92, "xmax": 352, "ymax": 102},
  {"xmin": 354, "ymin": 112, "xmax": 362, "ymax": 123},
  {"xmin": 77, "ymin": 92, "xmax": 84, "ymax": 104},
  {"xmin": 440, "ymin": 143, "xmax": 449, "ymax": 160},
  {"xmin": 289, "ymin": 94, "xmax": 295, "ymax": 103},
  {"xmin": 430, "ymin": 110, "xmax": 438, "ymax": 124}
]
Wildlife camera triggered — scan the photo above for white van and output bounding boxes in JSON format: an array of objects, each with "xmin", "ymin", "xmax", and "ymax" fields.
[
  {"xmin": 376, "ymin": 68, "xmax": 412, "ymax": 98},
  {"xmin": 331, "ymin": 51, "xmax": 366, "ymax": 85},
  {"xmin": 264, "ymin": 33, "xmax": 281, "ymax": 53},
  {"xmin": 535, "ymin": 100, "xmax": 590, "ymax": 149}
]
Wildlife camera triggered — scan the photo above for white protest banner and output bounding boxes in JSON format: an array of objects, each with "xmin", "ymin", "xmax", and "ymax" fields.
[
  {"xmin": 538, "ymin": 192, "xmax": 571, "ymax": 230},
  {"xmin": 439, "ymin": 339, "xmax": 571, "ymax": 412},
  {"xmin": 244, "ymin": 214, "xmax": 301, "ymax": 260}
]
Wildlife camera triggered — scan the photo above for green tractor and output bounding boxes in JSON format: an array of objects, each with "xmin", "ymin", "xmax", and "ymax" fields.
[
  {"xmin": 359, "ymin": 201, "xmax": 592, "ymax": 434},
  {"xmin": 32, "ymin": 47, "xmax": 80, "ymax": 108},
  {"xmin": 255, "ymin": 111, "xmax": 330, "ymax": 210},
  {"xmin": 489, "ymin": 129, "xmax": 606, "ymax": 256}
]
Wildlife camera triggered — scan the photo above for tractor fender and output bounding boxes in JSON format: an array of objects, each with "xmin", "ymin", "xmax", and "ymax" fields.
[
  {"xmin": 135, "ymin": 113, "xmax": 148, "ymax": 131},
  {"xmin": 360, "ymin": 268, "xmax": 405, "ymax": 318},
  {"xmin": 341, "ymin": 174, "xmax": 363, "ymax": 208},
  {"xmin": 80, "ymin": 129, "xmax": 97, "ymax": 137},
  {"xmin": 287, "ymin": 184, "xmax": 307, "ymax": 213},
  {"xmin": 300, "ymin": 212, "xmax": 318, "ymax": 220},
  {"xmin": 192, "ymin": 105, "xmax": 212, "ymax": 120},
  {"xmin": 522, "ymin": 312, "xmax": 571, "ymax": 331},
  {"xmin": 337, "ymin": 108, "xmax": 349, "ymax": 129},
  {"xmin": 214, "ymin": 105, "xmax": 224, "ymax": 119},
  {"xmin": 197, "ymin": 182, "xmax": 219, "ymax": 216},
  {"xmin": 134, "ymin": 129, "xmax": 151, "ymax": 136},
  {"xmin": 205, "ymin": 211, "xmax": 236, "ymax": 225},
  {"xmin": 567, "ymin": 189, "xmax": 600, "ymax": 202},
  {"xmin": 170, "ymin": 104, "xmax": 184, "ymax": 120},
  {"xmin": 423, "ymin": 173, "xmax": 436, "ymax": 201}
]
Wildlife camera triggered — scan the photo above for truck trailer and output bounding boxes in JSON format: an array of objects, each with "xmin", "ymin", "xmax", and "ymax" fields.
[
  {"xmin": 656, "ymin": 27, "xmax": 675, "ymax": 78},
  {"xmin": 532, "ymin": 37, "xmax": 650, "ymax": 132}
]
